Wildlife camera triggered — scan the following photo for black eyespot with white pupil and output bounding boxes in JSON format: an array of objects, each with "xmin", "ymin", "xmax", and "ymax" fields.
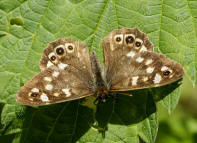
[
  {"xmin": 126, "ymin": 36, "xmax": 134, "ymax": 44},
  {"xmin": 163, "ymin": 70, "xmax": 171, "ymax": 76},
  {"xmin": 116, "ymin": 37, "xmax": 121, "ymax": 42},
  {"xmin": 135, "ymin": 41, "xmax": 141, "ymax": 47},
  {"xmin": 31, "ymin": 93, "xmax": 39, "ymax": 97},
  {"xmin": 50, "ymin": 55, "xmax": 56, "ymax": 61},
  {"xmin": 68, "ymin": 45, "xmax": 73, "ymax": 50},
  {"xmin": 56, "ymin": 47, "xmax": 64, "ymax": 55}
]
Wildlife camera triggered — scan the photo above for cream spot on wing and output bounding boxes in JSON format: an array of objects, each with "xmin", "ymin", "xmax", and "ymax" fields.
[
  {"xmin": 127, "ymin": 51, "xmax": 135, "ymax": 58},
  {"xmin": 140, "ymin": 45, "xmax": 147, "ymax": 52},
  {"xmin": 40, "ymin": 93, "xmax": 49, "ymax": 102},
  {"xmin": 169, "ymin": 74, "xmax": 174, "ymax": 78},
  {"xmin": 48, "ymin": 52, "xmax": 55, "ymax": 58},
  {"xmin": 161, "ymin": 66, "xmax": 169, "ymax": 71},
  {"xmin": 77, "ymin": 52, "xmax": 81, "ymax": 58},
  {"xmin": 143, "ymin": 76, "xmax": 148, "ymax": 82},
  {"xmin": 29, "ymin": 98, "xmax": 33, "ymax": 101},
  {"xmin": 54, "ymin": 93, "xmax": 60, "ymax": 97},
  {"xmin": 62, "ymin": 88, "xmax": 71, "ymax": 97},
  {"xmin": 52, "ymin": 71, "xmax": 59, "ymax": 77},
  {"xmin": 131, "ymin": 76, "xmax": 139, "ymax": 86},
  {"xmin": 31, "ymin": 88, "xmax": 39, "ymax": 93},
  {"xmin": 135, "ymin": 38, "xmax": 143, "ymax": 43},
  {"xmin": 28, "ymin": 93, "xmax": 32, "ymax": 96},
  {"xmin": 58, "ymin": 63, "xmax": 68, "ymax": 70},
  {"xmin": 47, "ymin": 61, "xmax": 53, "ymax": 67},
  {"xmin": 154, "ymin": 73, "xmax": 162, "ymax": 84},
  {"xmin": 146, "ymin": 67, "xmax": 155, "ymax": 73},
  {"xmin": 45, "ymin": 84, "xmax": 53, "ymax": 90},
  {"xmin": 82, "ymin": 48, "xmax": 87, "ymax": 53},
  {"xmin": 44, "ymin": 77, "xmax": 52, "ymax": 82},
  {"xmin": 110, "ymin": 44, "xmax": 114, "ymax": 51},
  {"xmin": 145, "ymin": 59, "xmax": 153, "ymax": 65},
  {"xmin": 136, "ymin": 57, "xmax": 144, "ymax": 63}
]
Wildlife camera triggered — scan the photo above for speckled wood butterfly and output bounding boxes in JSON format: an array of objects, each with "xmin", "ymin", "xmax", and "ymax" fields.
[{"xmin": 17, "ymin": 28, "xmax": 184, "ymax": 106}]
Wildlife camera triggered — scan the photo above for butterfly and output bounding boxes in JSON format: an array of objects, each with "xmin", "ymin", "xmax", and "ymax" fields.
[{"xmin": 17, "ymin": 28, "xmax": 184, "ymax": 106}]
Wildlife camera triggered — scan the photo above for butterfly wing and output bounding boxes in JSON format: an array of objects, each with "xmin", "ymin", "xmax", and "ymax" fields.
[
  {"xmin": 18, "ymin": 39, "xmax": 95, "ymax": 106},
  {"xmin": 39, "ymin": 38, "xmax": 93, "ymax": 83},
  {"xmin": 17, "ymin": 66, "xmax": 93, "ymax": 106},
  {"xmin": 109, "ymin": 51, "xmax": 184, "ymax": 91},
  {"xmin": 103, "ymin": 28, "xmax": 184, "ymax": 91},
  {"xmin": 103, "ymin": 28, "xmax": 153, "ymax": 69}
]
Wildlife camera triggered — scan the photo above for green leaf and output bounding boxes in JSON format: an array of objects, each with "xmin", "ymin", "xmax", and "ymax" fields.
[{"xmin": 0, "ymin": 0, "xmax": 196, "ymax": 142}]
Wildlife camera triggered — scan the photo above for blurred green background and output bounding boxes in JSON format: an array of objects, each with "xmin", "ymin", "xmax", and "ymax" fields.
[{"xmin": 156, "ymin": 77, "xmax": 197, "ymax": 143}]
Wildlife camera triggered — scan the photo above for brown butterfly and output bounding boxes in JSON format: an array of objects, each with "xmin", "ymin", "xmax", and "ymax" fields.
[{"xmin": 17, "ymin": 28, "xmax": 184, "ymax": 106}]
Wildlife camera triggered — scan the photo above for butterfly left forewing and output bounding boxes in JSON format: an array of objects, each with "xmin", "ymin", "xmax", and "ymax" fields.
[{"xmin": 17, "ymin": 66, "xmax": 93, "ymax": 106}]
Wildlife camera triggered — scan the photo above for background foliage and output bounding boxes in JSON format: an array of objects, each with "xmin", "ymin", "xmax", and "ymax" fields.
[{"xmin": 0, "ymin": 0, "xmax": 196, "ymax": 142}]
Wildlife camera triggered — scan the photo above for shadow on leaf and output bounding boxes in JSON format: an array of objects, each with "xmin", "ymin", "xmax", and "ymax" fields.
[{"xmin": 18, "ymin": 80, "xmax": 182, "ymax": 142}]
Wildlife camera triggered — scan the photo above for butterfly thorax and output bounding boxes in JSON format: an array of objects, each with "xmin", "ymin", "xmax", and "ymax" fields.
[{"xmin": 90, "ymin": 51, "xmax": 109, "ymax": 103}]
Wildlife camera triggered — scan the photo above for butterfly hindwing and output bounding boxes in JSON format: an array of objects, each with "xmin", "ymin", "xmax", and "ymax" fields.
[
  {"xmin": 17, "ymin": 66, "xmax": 93, "ymax": 106},
  {"xmin": 108, "ymin": 51, "xmax": 184, "ymax": 91}
]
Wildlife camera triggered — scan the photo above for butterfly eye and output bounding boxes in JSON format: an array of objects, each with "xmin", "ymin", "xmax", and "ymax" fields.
[
  {"xmin": 163, "ymin": 70, "xmax": 171, "ymax": 76},
  {"xmin": 114, "ymin": 34, "xmax": 123, "ymax": 44},
  {"xmin": 56, "ymin": 47, "xmax": 64, "ymax": 55}
]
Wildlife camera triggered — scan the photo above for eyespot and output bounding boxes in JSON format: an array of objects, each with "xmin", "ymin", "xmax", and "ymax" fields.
[
  {"xmin": 116, "ymin": 37, "xmax": 121, "ymax": 42},
  {"xmin": 163, "ymin": 70, "xmax": 171, "ymax": 76},
  {"xmin": 135, "ymin": 41, "xmax": 141, "ymax": 47},
  {"xmin": 114, "ymin": 34, "xmax": 123, "ymax": 44},
  {"xmin": 135, "ymin": 38, "xmax": 143, "ymax": 48},
  {"xmin": 65, "ymin": 43, "xmax": 75, "ymax": 53},
  {"xmin": 126, "ymin": 36, "xmax": 134, "ymax": 43},
  {"xmin": 56, "ymin": 47, "xmax": 64, "ymax": 55},
  {"xmin": 125, "ymin": 34, "xmax": 135, "ymax": 44},
  {"xmin": 48, "ymin": 52, "xmax": 57, "ymax": 62},
  {"xmin": 31, "ymin": 93, "xmax": 39, "ymax": 97},
  {"xmin": 50, "ymin": 55, "xmax": 56, "ymax": 61},
  {"xmin": 68, "ymin": 45, "xmax": 73, "ymax": 50}
]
